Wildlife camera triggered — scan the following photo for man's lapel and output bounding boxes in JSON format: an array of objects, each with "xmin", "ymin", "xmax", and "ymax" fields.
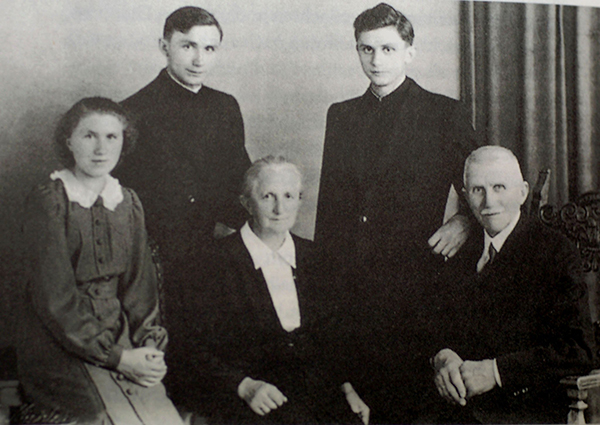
[{"xmin": 478, "ymin": 216, "xmax": 527, "ymax": 287}]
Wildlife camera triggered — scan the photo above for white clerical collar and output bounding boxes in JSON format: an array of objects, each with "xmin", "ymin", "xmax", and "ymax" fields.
[
  {"xmin": 166, "ymin": 68, "xmax": 202, "ymax": 94},
  {"xmin": 240, "ymin": 222, "xmax": 296, "ymax": 269},
  {"xmin": 50, "ymin": 169, "xmax": 123, "ymax": 211},
  {"xmin": 370, "ymin": 74, "xmax": 407, "ymax": 101},
  {"xmin": 483, "ymin": 210, "xmax": 521, "ymax": 254}
]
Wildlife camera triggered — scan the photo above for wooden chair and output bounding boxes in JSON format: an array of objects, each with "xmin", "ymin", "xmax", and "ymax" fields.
[
  {"xmin": 0, "ymin": 251, "xmax": 22, "ymax": 425},
  {"xmin": 0, "ymin": 347, "xmax": 19, "ymax": 425},
  {"xmin": 533, "ymin": 169, "xmax": 600, "ymax": 424}
]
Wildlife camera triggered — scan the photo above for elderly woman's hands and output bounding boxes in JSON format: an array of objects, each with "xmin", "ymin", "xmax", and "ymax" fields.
[
  {"xmin": 117, "ymin": 347, "xmax": 167, "ymax": 387},
  {"xmin": 342, "ymin": 382, "xmax": 370, "ymax": 424},
  {"xmin": 238, "ymin": 377, "xmax": 288, "ymax": 416}
]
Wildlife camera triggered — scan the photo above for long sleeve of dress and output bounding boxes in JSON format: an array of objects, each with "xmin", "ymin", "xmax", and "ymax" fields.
[
  {"xmin": 23, "ymin": 183, "xmax": 123, "ymax": 368},
  {"xmin": 23, "ymin": 182, "xmax": 168, "ymax": 370},
  {"xmin": 120, "ymin": 188, "xmax": 167, "ymax": 351}
]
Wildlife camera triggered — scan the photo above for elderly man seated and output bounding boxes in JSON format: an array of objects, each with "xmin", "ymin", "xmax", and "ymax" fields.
[
  {"xmin": 181, "ymin": 156, "xmax": 369, "ymax": 424},
  {"xmin": 430, "ymin": 146, "xmax": 595, "ymax": 424}
]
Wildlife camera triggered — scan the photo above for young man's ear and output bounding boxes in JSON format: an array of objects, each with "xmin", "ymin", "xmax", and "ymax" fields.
[
  {"xmin": 405, "ymin": 45, "xmax": 416, "ymax": 64},
  {"xmin": 159, "ymin": 38, "xmax": 169, "ymax": 58}
]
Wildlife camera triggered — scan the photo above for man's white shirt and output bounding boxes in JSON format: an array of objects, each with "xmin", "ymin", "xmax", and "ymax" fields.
[{"xmin": 477, "ymin": 211, "xmax": 521, "ymax": 273}]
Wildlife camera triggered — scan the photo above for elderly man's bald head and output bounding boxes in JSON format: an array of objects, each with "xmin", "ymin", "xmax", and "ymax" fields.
[
  {"xmin": 463, "ymin": 146, "xmax": 529, "ymax": 237},
  {"xmin": 463, "ymin": 146, "xmax": 524, "ymax": 187}
]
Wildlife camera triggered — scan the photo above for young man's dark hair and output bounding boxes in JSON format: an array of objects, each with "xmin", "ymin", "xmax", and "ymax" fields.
[
  {"xmin": 163, "ymin": 6, "xmax": 223, "ymax": 41},
  {"xmin": 353, "ymin": 2, "xmax": 414, "ymax": 45}
]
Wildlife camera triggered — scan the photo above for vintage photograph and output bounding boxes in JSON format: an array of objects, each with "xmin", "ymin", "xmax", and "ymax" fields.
[{"xmin": 1, "ymin": 0, "xmax": 600, "ymax": 423}]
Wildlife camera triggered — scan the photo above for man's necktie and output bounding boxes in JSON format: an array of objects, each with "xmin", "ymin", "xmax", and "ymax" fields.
[
  {"xmin": 477, "ymin": 243, "xmax": 497, "ymax": 273},
  {"xmin": 488, "ymin": 243, "xmax": 497, "ymax": 264}
]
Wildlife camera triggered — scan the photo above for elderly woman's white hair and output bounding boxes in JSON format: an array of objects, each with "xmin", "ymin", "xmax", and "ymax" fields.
[{"xmin": 240, "ymin": 155, "xmax": 303, "ymax": 200}]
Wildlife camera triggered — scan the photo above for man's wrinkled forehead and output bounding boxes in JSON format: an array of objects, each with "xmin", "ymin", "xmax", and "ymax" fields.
[
  {"xmin": 465, "ymin": 157, "xmax": 523, "ymax": 185},
  {"xmin": 464, "ymin": 147, "xmax": 524, "ymax": 185}
]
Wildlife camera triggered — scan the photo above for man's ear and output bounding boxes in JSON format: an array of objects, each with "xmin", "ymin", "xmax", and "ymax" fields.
[
  {"xmin": 159, "ymin": 38, "xmax": 169, "ymax": 58},
  {"xmin": 520, "ymin": 181, "xmax": 530, "ymax": 205},
  {"xmin": 405, "ymin": 45, "xmax": 416, "ymax": 64}
]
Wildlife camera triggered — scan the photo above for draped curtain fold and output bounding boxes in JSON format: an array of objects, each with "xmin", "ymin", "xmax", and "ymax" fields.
[{"xmin": 460, "ymin": 1, "xmax": 600, "ymax": 205}]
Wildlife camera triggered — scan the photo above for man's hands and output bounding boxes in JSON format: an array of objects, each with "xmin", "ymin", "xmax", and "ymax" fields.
[
  {"xmin": 460, "ymin": 360, "xmax": 497, "ymax": 399},
  {"xmin": 117, "ymin": 347, "xmax": 167, "ymax": 387},
  {"xmin": 433, "ymin": 348, "xmax": 467, "ymax": 406},
  {"xmin": 238, "ymin": 377, "xmax": 288, "ymax": 416},
  {"xmin": 433, "ymin": 349, "xmax": 498, "ymax": 406},
  {"xmin": 428, "ymin": 214, "xmax": 471, "ymax": 258},
  {"xmin": 342, "ymin": 382, "xmax": 370, "ymax": 425}
]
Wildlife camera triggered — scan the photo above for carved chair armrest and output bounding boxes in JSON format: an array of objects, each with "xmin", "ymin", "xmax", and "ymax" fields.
[
  {"xmin": 561, "ymin": 370, "xmax": 600, "ymax": 424},
  {"xmin": 0, "ymin": 380, "xmax": 20, "ymax": 404},
  {"xmin": 0, "ymin": 379, "xmax": 20, "ymax": 425}
]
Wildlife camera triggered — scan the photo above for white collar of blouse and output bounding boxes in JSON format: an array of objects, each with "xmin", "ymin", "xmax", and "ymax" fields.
[
  {"xmin": 50, "ymin": 169, "xmax": 124, "ymax": 211},
  {"xmin": 240, "ymin": 221, "xmax": 296, "ymax": 270}
]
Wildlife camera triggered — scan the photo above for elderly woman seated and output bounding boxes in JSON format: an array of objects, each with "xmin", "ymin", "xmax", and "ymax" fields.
[{"xmin": 178, "ymin": 156, "xmax": 370, "ymax": 424}]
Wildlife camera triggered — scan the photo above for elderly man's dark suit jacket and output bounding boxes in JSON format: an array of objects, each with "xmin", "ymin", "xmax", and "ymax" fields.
[
  {"xmin": 315, "ymin": 77, "xmax": 478, "ymax": 422},
  {"xmin": 433, "ymin": 216, "xmax": 595, "ymax": 424},
  {"xmin": 178, "ymin": 232, "xmax": 359, "ymax": 424}
]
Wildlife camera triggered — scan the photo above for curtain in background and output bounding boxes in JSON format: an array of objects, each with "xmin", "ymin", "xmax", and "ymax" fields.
[{"xmin": 460, "ymin": 1, "xmax": 600, "ymax": 206}]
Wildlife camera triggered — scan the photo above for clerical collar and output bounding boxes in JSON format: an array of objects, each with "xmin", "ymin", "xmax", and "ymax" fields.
[
  {"xmin": 50, "ymin": 169, "xmax": 123, "ymax": 211},
  {"xmin": 240, "ymin": 222, "xmax": 296, "ymax": 270},
  {"xmin": 166, "ymin": 68, "xmax": 203, "ymax": 94},
  {"xmin": 483, "ymin": 210, "xmax": 521, "ymax": 254},
  {"xmin": 369, "ymin": 75, "xmax": 408, "ymax": 101}
]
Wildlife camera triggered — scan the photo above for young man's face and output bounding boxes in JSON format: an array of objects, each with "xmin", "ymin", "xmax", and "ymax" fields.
[
  {"xmin": 356, "ymin": 25, "xmax": 415, "ymax": 97},
  {"xmin": 160, "ymin": 25, "xmax": 221, "ymax": 90}
]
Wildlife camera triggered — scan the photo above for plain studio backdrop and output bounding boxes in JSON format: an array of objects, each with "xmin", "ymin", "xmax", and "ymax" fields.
[
  {"xmin": 1, "ymin": 0, "xmax": 599, "ymax": 358},
  {"xmin": 0, "ymin": 0, "xmax": 462, "ymax": 246}
]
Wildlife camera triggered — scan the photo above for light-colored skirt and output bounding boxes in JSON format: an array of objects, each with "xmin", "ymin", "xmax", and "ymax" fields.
[{"xmin": 84, "ymin": 363, "xmax": 183, "ymax": 425}]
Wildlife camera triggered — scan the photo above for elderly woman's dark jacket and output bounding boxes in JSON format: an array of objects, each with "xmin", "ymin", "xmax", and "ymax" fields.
[{"xmin": 177, "ymin": 231, "xmax": 357, "ymax": 423}]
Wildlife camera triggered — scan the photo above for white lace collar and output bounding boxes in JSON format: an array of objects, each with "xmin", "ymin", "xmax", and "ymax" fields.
[{"xmin": 50, "ymin": 169, "xmax": 124, "ymax": 211}]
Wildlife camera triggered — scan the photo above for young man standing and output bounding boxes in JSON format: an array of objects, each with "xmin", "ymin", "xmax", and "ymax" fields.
[
  {"xmin": 315, "ymin": 3, "xmax": 477, "ymax": 422},
  {"xmin": 114, "ymin": 6, "xmax": 250, "ymax": 412}
]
